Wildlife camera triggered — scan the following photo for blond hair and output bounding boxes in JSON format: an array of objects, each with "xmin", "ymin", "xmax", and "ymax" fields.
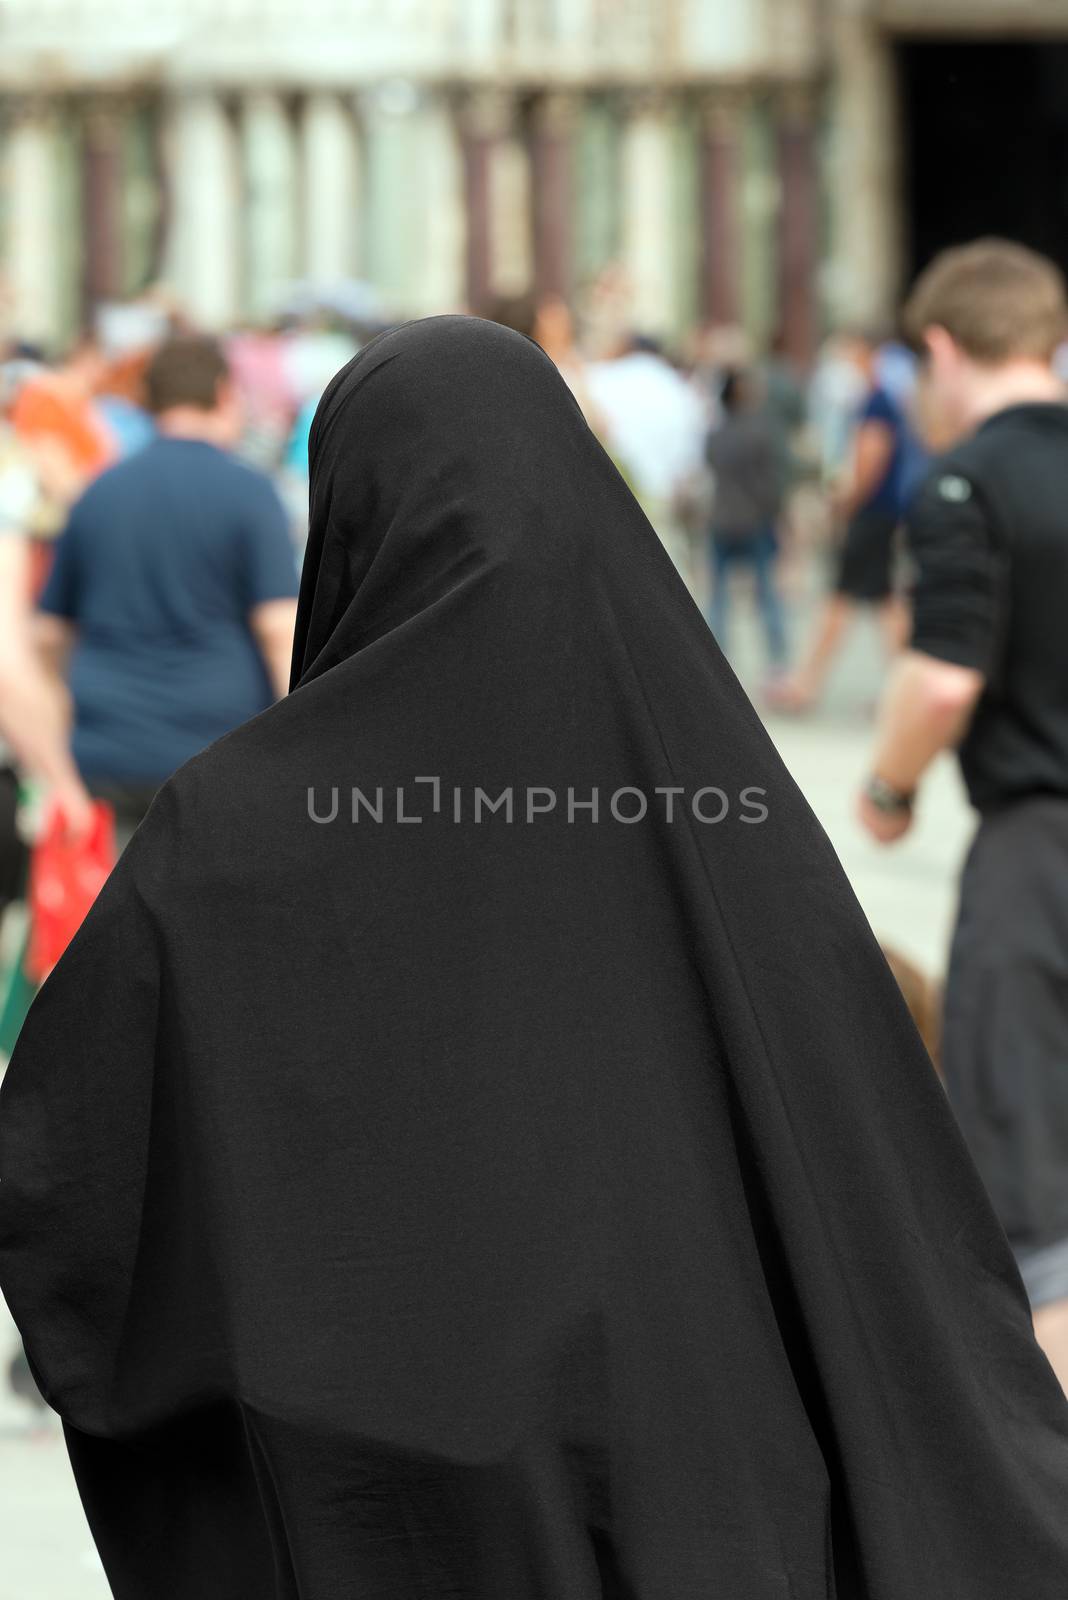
[{"xmin": 902, "ymin": 238, "xmax": 1068, "ymax": 364}]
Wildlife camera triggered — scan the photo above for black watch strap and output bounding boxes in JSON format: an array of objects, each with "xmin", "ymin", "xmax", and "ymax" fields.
[{"xmin": 864, "ymin": 774, "xmax": 915, "ymax": 815}]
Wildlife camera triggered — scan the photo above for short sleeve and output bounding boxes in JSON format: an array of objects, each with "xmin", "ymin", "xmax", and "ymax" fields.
[
  {"xmin": 38, "ymin": 500, "xmax": 85, "ymax": 619},
  {"xmin": 907, "ymin": 466, "xmax": 1001, "ymax": 675},
  {"xmin": 860, "ymin": 388, "xmax": 897, "ymax": 427},
  {"xmin": 240, "ymin": 473, "xmax": 300, "ymax": 609}
]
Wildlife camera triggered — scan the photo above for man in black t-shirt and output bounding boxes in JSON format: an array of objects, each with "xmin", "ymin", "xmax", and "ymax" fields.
[{"xmin": 858, "ymin": 239, "xmax": 1068, "ymax": 1394}]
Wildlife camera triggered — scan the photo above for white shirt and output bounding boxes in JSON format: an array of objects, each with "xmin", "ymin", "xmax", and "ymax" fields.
[{"xmin": 586, "ymin": 352, "xmax": 709, "ymax": 503}]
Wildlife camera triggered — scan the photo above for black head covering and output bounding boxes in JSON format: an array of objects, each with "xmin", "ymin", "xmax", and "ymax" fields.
[{"xmin": 2, "ymin": 316, "xmax": 1068, "ymax": 1599}]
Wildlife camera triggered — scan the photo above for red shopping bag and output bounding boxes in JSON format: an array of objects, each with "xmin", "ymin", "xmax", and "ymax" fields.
[{"xmin": 26, "ymin": 800, "xmax": 117, "ymax": 983}]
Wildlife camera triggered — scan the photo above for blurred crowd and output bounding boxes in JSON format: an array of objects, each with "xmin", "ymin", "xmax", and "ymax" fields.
[
  {"xmin": 7, "ymin": 237, "xmax": 1068, "ymax": 1419},
  {"xmin": 0, "ymin": 268, "xmax": 939, "ymax": 947},
  {"xmin": 0, "ymin": 271, "xmax": 935, "ymax": 740},
  {"xmin": 0, "ymin": 272, "xmax": 941, "ymax": 1101}
]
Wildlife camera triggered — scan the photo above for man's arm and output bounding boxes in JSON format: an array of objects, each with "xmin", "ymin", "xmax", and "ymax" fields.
[
  {"xmin": 859, "ymin": 466, "xmax": 997, "ymax": 843},
  {"xmin": 34, "ymin": 610, "xmax": 77, "ymax": 679},
  {"xmin": 833, "ymin": 418, "xmax": 895, "ymax": 521},
  {"xmin": 859, "ymin": 651, "xmax": 985, "ymax": 842},
  {"xmin": 0, "ymin": 538, "xmax": 92, "ymax": 831},
  {"xmin": 250, "ymin": 597, "xmax": 298, "ymax": 701},
  {"xmin": 240, "ymin": 474, "xmax": 300, "ymax": 698}
]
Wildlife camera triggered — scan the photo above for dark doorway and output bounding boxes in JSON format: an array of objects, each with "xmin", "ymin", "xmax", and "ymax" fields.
[{"xmin": 898, "ymin": 40, "xmax": 1068, "ymax": 284}]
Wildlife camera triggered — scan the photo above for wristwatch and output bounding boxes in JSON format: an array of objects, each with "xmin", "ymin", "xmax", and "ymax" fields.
[{"xmin": 863, "ymin": 774, "xmax": 915, "ymax": 816}]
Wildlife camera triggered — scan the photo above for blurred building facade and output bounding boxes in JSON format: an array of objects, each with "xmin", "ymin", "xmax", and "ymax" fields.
[
  {"xmin": 2, "ymin": 0, "xmax": 1066, "ymax": 357},
  {"xmin": 0, "ymin": 0, "xmax": 822, "ymax": 354}
]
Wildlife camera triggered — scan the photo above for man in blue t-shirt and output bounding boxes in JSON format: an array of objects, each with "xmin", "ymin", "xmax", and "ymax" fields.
[
  {"xmin": 38, "ymin": 336, "xmax": 299, "ymax": 843},
  {"xmin": 774, "ymin": 330, "xmax": 922, "ymax": 712}
]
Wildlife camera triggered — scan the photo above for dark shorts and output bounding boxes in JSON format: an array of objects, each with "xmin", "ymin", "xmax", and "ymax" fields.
[
  {"xmin": 834, "ymin": 507, "xmax": 898, "ymax": 602},
  {"xmin": 942, "ymin": 797, "xmax": 1068, "ymax": 1306}
]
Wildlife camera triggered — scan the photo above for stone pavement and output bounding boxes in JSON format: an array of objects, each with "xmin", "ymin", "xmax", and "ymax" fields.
[
  {"xmin": 0, "ymin": 1421, "xmax": 108, "ymax": 1600},
  {"xmin": 771, "ymin": 707, "xmax": 972, "ymax": 976},
  {"xmin": 0, "ymin": 600, "xmax": 975, "ymax": 1597}
]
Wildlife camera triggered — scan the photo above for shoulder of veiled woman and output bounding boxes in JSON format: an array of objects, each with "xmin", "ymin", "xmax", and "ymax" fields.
[{"xmin": 121, "ymin": 693, "xmax": 311, "ymax": 898}]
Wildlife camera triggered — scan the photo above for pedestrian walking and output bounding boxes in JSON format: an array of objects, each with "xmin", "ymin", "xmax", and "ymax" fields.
[
  {"xmin": 858, "ymin": 238, "xmax": 1068, "ymax": 1395},
  {"xmin": 585, "ymin": 332, "xmax": 708, "ymax": 584},
  {"xmin": 0, "ymin": 423, "xmax": 92, "ymax": 835},
  {"xmin": 35, "ymin": 335, "xmax": 299, "ymax": 846},
  {"xmin": 10, "ymin": 332, "xmax": 115, "ymax": 514},
  {"xmin": 704, "ymin": 368, "xmax": 789, "ymax": 684},
  {"xmin": 775, "ymin": 330, "xmax": 917, "ymax": 710}
]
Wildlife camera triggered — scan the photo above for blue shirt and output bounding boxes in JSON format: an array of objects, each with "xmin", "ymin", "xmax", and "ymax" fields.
[
  {"xmin": 96, "ymin": 396, "xmax": 157, "ymax": 459},
  {"xmin": 857, "ymin": 386, "xmax": 916, "ymax": 520},
  {"xmin": 41, "ymin": 437, "xmax": 299, "ymax": 784}
]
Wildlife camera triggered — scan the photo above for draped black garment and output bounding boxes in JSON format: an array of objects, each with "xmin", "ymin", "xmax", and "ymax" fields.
[{"xmin": 2, "ymin": 316, "xmax": 1068, "ymax": 1599}]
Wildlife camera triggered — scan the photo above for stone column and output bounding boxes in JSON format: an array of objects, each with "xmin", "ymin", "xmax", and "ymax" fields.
[
  {"xmin": 776, "ymin": 85, "xmax": 820, "ymax": 367},
  {"xmin": 412, "ymin": 95, "xmax": 465, "ymax": 315},
  {"xmin": 166, "ymin": 90, "xmax": 240, "ymax": 329},
  {"xmin": 300, "ymin": 91, "xmax": 361, "ymax": 286},
  {"xmin": 738, "ymin": 95, "xmax": 778, "ymax": 350},
  {"xmin": 81, "ymin": 100, "xmax": 126, "ymax": 318},
  {"xmin": 529, "ymin": 90, "xmax": 575, "ymax": 303},
  {"xmin": 697, "ymin": 88, "xmax": 746, "ymax": 329},
  {"xmin": 487, "ymin": 111, "xmax": 532, "ymax": 299},
  {"xmin": 241, "ymin": 90, "xmax": 298, "ymax": 320},
  {"xmin": 361, "ymin": 89, "xmax": 464, "ymax": 316},
  {"xmin": 459, "ymin": 89, "xmax": 510, "ymax": 312},
  {"xmin": 619, "ymin": 92, "xmax": 677, "ymax": 337},
  {"xmin": 360, "ymin": 83, "xmax": 421, "ymax": 315},
  {"xmin": 826, "ymin": 17, "xmax": 903, "ymax": 327},
  {"xmin": 2, "ymin": 100, "xmax": 62, "ymax": 345},
  {"xmin": 573, "ymin": 95, "xmax": 621, "ymax": 291},
  {"xmin": 121, "ymin": 98, "xmax": 166, "ymax": 299},
  {"xmin": 357, "ymin": 90, "xmax": 462, "ymax": 317}
]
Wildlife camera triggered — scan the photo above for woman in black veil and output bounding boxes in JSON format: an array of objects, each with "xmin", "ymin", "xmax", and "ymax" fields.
[{"xmin": 1, "ymin": 315, "xmax": 1067, "ymax": 1599}]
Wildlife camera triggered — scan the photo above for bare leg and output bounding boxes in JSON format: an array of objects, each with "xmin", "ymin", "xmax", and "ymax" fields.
[
  {"xmin": 1033, "ymin": 1296, "xmax": 1068, "ymax": 1397},
  {"xmin": 876, "ymin": 594, "xmax": 910, "ymax": 660},
  {"xmin": 770, "ymin": 592, "xmax": 854, "ymax": 711}
]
